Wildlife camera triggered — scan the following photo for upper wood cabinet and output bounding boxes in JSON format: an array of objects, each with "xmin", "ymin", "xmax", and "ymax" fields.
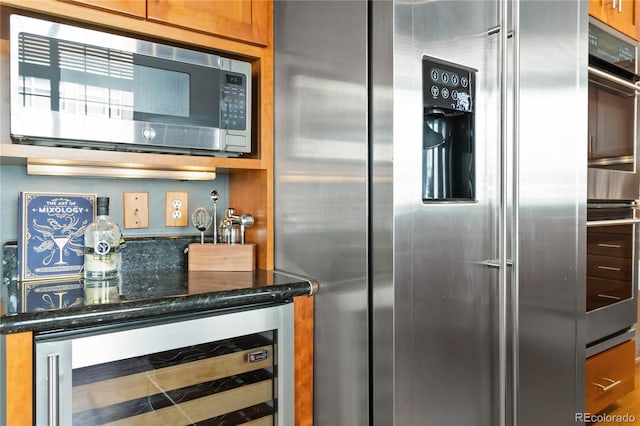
[
  {"xmin": 63, "ymin": 0, "xmax": 145, "ymax": 17},
  {"xmin": 589, "ymin": 0, "xmax": 638, "ymax": 40},
  {"xmin": 148, "ymin": 0, "xmax": 270, "ymax": 47},
  {"xmin": 63, "ymin": 0, "xmax": 271, "ymax": 46}
]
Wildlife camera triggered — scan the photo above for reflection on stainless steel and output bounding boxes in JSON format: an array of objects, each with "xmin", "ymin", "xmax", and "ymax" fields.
[{"xmin": 275, "ymin": 1, "xmax": 584, "ymax": 426}]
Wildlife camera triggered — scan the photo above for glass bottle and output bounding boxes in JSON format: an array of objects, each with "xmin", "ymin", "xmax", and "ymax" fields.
[{"xmin": 84, "ymin": 197, "xmax": 122, "ymax": 279}]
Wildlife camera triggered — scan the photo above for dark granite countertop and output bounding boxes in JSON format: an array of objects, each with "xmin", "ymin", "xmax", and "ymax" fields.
[
  {"xmin": 0, "ymin": 269, "xmax": 316, "ymax": 334},
  {"xmin": 1, "ymin": 238, "xmax": 317, "ymax": 335}
]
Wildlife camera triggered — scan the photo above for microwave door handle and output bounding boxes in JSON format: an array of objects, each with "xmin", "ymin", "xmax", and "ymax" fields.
[{"xmin": 588, "ymin": 66, "xmax": 640, "ymax": 93}]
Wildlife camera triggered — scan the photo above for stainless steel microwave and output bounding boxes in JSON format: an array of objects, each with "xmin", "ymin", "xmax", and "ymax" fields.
[{"xmin": 9, "ymin": 14, "xmax": 252, "ymax": 156}]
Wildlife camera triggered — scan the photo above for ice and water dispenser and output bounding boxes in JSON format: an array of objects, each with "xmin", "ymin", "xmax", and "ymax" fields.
[{"xmin": 422, "ymin": 56, "xmax": 476, "ymax": 201}]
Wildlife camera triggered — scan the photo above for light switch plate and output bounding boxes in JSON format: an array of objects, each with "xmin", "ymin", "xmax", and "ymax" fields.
[
  {"xmin": 123, "ymin": 192, "xmax": 149, "ymax": 229},
  {"xmin": 165, "ymin": 191, "xmax": 189, "ymax": 227}
]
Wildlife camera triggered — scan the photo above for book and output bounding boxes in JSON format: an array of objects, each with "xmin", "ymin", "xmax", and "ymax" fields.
[
  {"xmin": 18, "ymin": 279, "xmax": 84, "ymax": 312},
  {"xmin": 18, "ymin": 192, "xmax": 96, "ymax": 281}
]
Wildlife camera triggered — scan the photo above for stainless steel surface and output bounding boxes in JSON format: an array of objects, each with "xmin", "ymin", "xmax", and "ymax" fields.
[
  {"xmin": 588, "ymin": 66, "xmax": 640, "ymax": 92},
  {"xmin": 585, "ymin": 328, "xmax": 635, "ymax": 357},
  {"xmin": 587, "ymin": 18, "xmax": 640, "ymax": 201},
  {"xmin": 35, "ymin": 304, "xmax": 295, "ymax": 425},
  {"xmin": 275, "ymin": 0, "xmax": 585, "ymax": 425},
  {"xmin": 47, "ymin": 354, "xmax": 59, "ymax": 426},
  {"xmin": 274, "ymin": 1, "xmax": 369, "ymax": 425},
  {"xmin": 210, "ymin": 190, "xmax": 219, "ymax": 244},
  {"xmin": 9, "ymin": 14, "xmax": 251, "ymax": 155},
  {"xmin": 191, "ymin": 206, "xmax": 212, "ymax": 244}
]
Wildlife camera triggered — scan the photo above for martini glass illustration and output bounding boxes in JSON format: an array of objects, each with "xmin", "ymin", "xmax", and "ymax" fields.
[{"xmin": 52, "ymin": 234, "xmax": 72, "ymax": 265}]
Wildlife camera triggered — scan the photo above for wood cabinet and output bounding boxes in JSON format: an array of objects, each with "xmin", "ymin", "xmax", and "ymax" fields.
[
  {"xmin": 62, "ymin": 0, "xmax": 271, "ymax": 46},
  {"xmin": 0, "ymin": 1, "xmax": 309, "ymax": 425},
  {"xmin": 589, "ymin": 0, "xmax": 638, "ymax": 40},
  {"xmin": 147, "ymin": 0, "xmax": 270, "ymax": 47},
  {"xmin": 62, "ymin": 0, "xmax": 145, "ymax": 17},
  {"xmin": 586, "ymin": 339, "xmax": 635, "ymax": 414}
]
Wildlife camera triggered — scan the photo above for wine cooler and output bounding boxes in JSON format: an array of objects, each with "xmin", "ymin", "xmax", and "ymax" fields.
[{"xmin": 34, "ymin": 304, "xmax": 294, "ymax": 425}]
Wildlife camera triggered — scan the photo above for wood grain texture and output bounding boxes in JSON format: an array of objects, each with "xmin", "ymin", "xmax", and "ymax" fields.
[
  {"xmin": 593, "ymin": 358, "xmax": 640, "ymax": 425},
  {"xmin": 105, "ymin": 380, "xmax": 273, "ymax": 426},
  {"xmin": 73, "ymin": 344, "xmax": 272, "ymax": 412},
  {"xmin": 229, "ymin": 170, "xmax": 271, "ymax": 270},
  {"xmin": 586, "ymin": 340, "xmax": 635, "ymax": 415},
  {"xmin": 188, "ymin": 243, "xmax": 256, "ymax": 271},
  {"xmin": 147, "ymin": 0, "xmax": 271, "ymax": 46},
  {"xmin": 294, "ymin": 295, "xmax": 314, "ymax": 426},
  {"xmin": 6, "ymin": 332, "xmax": 33, "ymax": 426},
  {"xmin": 61, "ymin": 0, "xmax": 146, "ymax": 18}
]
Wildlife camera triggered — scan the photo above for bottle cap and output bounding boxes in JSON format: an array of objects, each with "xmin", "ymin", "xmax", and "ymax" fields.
[{"xmin": 96, "ymin": 197, "xmax": 110, "ymax": 216}]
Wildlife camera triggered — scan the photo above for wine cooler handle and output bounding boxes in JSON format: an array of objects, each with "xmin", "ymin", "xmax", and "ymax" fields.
[{"xmin": 47, "ymin": 354, "xmax": 59, "ymax": 426}]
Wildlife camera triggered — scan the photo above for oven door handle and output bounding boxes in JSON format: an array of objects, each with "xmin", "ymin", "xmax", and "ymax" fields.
[
  {"xmin": 588, "ymin": 66, "xmax": 640, "ymax": 93},
  {"xmin": 587, "ymin": 218, "xmax": 640, "ymax": 227}
]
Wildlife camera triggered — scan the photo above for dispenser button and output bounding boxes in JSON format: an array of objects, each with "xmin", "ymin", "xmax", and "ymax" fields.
[
  {"xmin": 461, "ymin": 76, "xmax": 469, "ymax": 88},
  {"xmin": 441, "ymin": 88, "xmax": 449, "ymax": 99},
  {"xmin": 451, "ymin": 74, "xmax": 459, "ymax": 86},
  {"xmin": 431, "ymin": 69, "xmax": 439, "ymax": 82},
  {"xmin": 430, "ymin": 85, "xmax": 439, "ymax": 97}
]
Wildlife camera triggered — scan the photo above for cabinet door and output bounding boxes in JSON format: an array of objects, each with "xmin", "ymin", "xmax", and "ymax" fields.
[
  {"xmin": 62, "ymin": 0, "xmax": 146, "ymax": 18},
  {"xmin": 147, "ymin": 0, "xmax": 270, "ymax": 46},
  {"xmin": 608, "ymin": 0, "xmax": 637, "ymax": 40},
  {"xmin": 589, "ymin": 0, "xmax": 638, "ymax": 41}
]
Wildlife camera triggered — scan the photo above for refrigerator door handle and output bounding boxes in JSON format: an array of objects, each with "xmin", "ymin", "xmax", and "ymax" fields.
[
  {"xmin": 498, "ymin": 0, "xmax": 521, "ymax": 425},
  {"xmin": 510, "ymin": 0, "xmax": 521, "ymax": 425},
  {"xmin": 482, "ymin": 259, "xmax": 513, "ymax": 269},
  {"xmin": 498, "ymin": 0, "xmax": 509, "ymax": 423}
]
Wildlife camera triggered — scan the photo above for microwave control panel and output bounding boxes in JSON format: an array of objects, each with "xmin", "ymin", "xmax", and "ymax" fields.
[{"xmin": 221, "ymin": 72, "xmax": 248, "ymax": 131}]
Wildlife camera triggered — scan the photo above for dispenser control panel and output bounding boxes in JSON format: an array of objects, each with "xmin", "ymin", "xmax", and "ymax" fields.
[{"xmin": 423, "ymin": 56, "xmax": 476, "ymax": 113}]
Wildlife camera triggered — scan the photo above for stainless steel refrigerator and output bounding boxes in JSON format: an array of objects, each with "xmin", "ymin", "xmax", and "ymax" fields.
[{"xmin": 274, "ymin": 1, "xmax": 587, "ymax": 425}]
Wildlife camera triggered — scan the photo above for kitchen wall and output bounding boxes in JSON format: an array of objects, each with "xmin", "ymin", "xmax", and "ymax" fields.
[{"xmin": 0, "ymin": 163, "xmax": 230, "ymax": 274}]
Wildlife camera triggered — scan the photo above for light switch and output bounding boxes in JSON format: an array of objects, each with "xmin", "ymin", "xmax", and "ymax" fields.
[{"xmin": 123, "ymin": 192, "xmax": 149, "ymax": 229}]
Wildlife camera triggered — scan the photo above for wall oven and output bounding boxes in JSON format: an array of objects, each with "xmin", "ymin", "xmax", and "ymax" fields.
[
  {"xmin": 587, "ymin": 19, "xmax": 640, "ymax": 356},
  {"xmin": 588, "ymin": 19, "xmax": 640, "ymax": 201}
]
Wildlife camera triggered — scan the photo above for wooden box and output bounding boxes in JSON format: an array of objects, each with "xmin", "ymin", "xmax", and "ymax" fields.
[{"xmin": 188, "ymin": 243, "xmax": 256, "ymax": 271}]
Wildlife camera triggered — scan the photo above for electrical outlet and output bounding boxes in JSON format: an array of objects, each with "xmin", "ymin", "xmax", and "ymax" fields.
[
  {"xmin": 123, "ymin": 192, "xmax": 149, "ymax": 229},
  {"xmin": 166, "ymin": 192, "xmax": 188, "ymax": 227}
]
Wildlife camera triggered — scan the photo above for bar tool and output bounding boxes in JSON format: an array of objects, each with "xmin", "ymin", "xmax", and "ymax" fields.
[
  {"xmin": 239, "ymin": 214, "xmax": 254, "ymax": 244},
  {"xmin": 191, "ymin": 207, "xmax": 212, "ymax": 244},
  {"xmin": 210, "ymin": 190, "xmax": 219, "ymax": 244}
]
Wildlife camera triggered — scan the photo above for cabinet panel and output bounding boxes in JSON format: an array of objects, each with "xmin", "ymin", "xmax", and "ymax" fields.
[
  {"xmin": 61, "ymin": 0, "xmax": 146, "ymax": 17},
  {"xmin": 587, "ymin": 231, "xmax": 633, "ymax": 258},
  {"xmin": 587, "ymin": 254, "xmax": 632, "ymax": 281},
  {"xmin": 589, "ymin": 0, "xmax": 638, "ymax": 41},
  {"xmin": 586, "ymin": 339, "xmax": 635, "ymax": 414},
  {"xmin": 147, "ymin": 0, "xmax": 270, "ymax": 46}
]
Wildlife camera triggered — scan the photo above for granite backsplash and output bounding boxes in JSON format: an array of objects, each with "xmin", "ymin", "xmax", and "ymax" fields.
[{"xmin": 3, "ymin": 235, "xmax": 200, "ymax": 286}]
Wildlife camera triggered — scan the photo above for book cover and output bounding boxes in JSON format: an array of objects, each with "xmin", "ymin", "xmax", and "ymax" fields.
[
  {"xmin": 19, "ymin": 279, "xmax": 84, "ymax": 312},
  {"xmin": 18, "ymin": 192, "xmax": 96, "ymax": 281}
]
